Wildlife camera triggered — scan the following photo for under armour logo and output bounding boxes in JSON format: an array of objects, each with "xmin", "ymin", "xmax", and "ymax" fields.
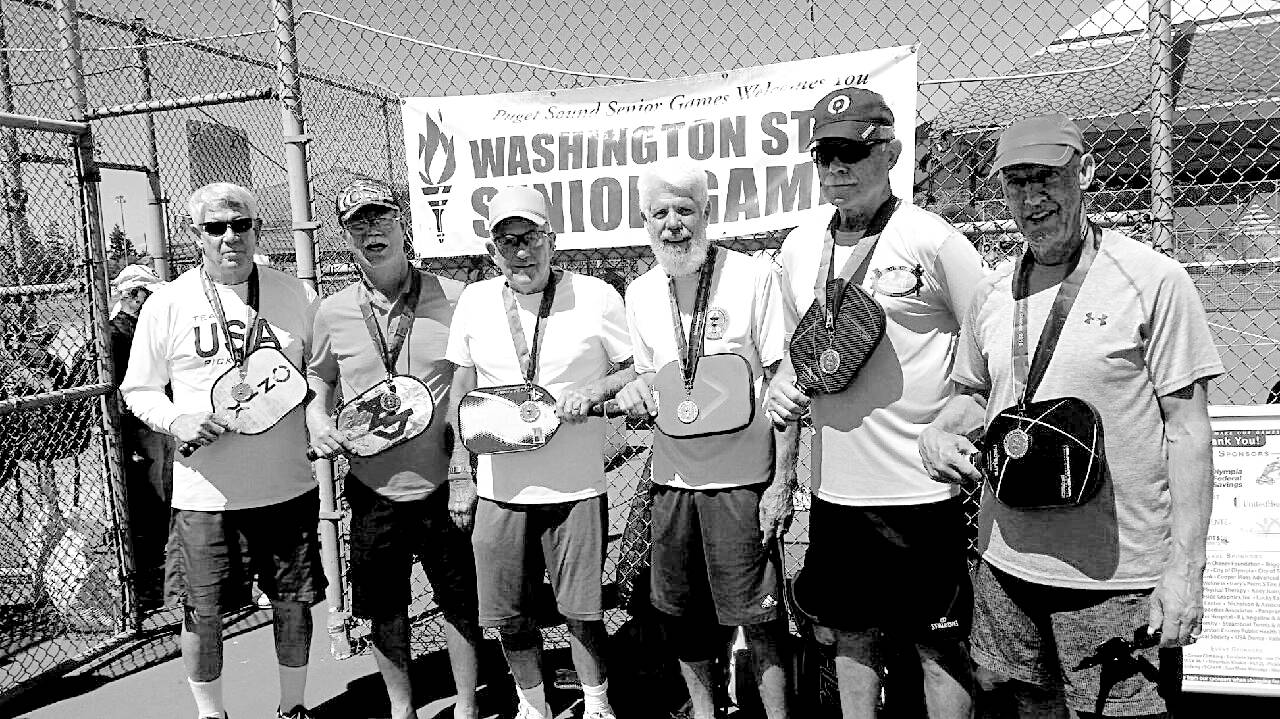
[{"xmin": 1084, "ymin": 313, "xmax": 1108, "ymax": 326}]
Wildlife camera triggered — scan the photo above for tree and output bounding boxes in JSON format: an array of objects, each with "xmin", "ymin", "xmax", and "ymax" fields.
[{"xmin": 107, "ymin": 224, "xmax": 133, "ymax": 277}]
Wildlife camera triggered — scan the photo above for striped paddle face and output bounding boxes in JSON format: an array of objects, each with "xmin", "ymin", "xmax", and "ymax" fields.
[
  {"xmin": 335, "ymin": 375, "xmax": 436, "ymax": 458},
  {"xmin": 459, "ymin": 384, "xmax": 560, "ymax": 454},
  {"xmin": 789, "ymin": 279, "xmax": 886, "ymax": 395}
]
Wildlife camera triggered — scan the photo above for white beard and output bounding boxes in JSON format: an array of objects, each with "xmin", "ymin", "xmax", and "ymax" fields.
[{"xmin": 652, "ymin": 236, "xmax": 709, "ymax": 277}]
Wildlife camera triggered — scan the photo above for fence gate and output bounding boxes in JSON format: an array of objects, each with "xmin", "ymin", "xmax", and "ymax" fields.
[{"xmin": 0, "ymin": 110, "xmax": 135, "ymax": 697}]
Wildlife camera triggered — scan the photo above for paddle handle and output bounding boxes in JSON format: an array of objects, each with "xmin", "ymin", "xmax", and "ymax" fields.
[{"xmin": 586, "ymin": 399, "xmax": 621, "ymax": 417}]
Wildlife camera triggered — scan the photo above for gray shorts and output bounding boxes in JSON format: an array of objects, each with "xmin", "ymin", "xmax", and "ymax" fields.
[
  {"xmin": 971, "ymin": 561, "xmax": 1181, "ymax": 716},
  {"xmin": 472, "ymin": 494, "xmax": 606, "ymax": 630}
]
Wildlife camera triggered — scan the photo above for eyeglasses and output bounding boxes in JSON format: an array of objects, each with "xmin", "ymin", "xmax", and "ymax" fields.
[
  {"xmin": 344, "ymin": 213, "xmax": 400, "ymax": 234},
  {"xmin": 197, "ymin": 217, "xmax": 256, "ymax": 236},
  {"xmin": 812, "ymin": 141, "xmax": 887, "ymax": 167},
  {"xmin": 492, "ymin": 229, "xmax": 549, "ymax": 252}
]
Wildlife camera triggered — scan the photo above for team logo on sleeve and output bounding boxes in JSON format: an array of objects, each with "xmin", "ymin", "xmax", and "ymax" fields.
[
  {"xmin": 871, "ymin": 265, "xmax": 924, "ymax": 297},
  {"xmin": 705, "ymin": 307, "xmax": 730, "ymax": 340}
]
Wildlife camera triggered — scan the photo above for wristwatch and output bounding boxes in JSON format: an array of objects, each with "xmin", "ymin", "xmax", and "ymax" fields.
[{"xmin": 447, "ymin": 462, "xmax": 471, "ymax": 480}]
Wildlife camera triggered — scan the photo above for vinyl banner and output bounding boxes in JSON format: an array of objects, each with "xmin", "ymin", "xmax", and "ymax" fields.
[{"xmin": 403, "ymin": 46, "xmax": 917, "ymax": 257}]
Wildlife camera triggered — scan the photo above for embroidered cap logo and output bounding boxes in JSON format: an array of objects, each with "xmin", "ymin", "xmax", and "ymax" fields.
[{"xmin": 827, "ymin": 94, "xmax": 851, "ymax": 115}]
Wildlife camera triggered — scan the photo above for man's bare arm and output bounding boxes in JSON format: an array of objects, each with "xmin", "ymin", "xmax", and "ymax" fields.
[{"xmin": 1149, "ymin": 379, "xmax": 1213, "ymax": 647}]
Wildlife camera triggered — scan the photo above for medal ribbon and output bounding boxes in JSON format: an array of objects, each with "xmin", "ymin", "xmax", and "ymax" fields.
[
  {"xmin": 359, "ymin": 267, "xmax": 423, "ymax": 382},
  {"xmin": 813, "ymin": 196, "xmax": 898, "ymax": 334},
  {"xmin": 200, "ymin": 265, "xmax": 261, "ymax": 373},
  {"xmin": 502, "ymin": 269, "xmax": 560, "ymax": 387},
  {"xmin": 1010, "ymin": 220, "xmax": 1100, "ymax": 406},
  {"xmin": 667, "ymin": 245, "xmax": 719, "ymax": 394}
]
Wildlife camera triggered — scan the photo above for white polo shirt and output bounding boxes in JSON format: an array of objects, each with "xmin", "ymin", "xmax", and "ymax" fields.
[
  {"xmin": 779, "ymin": 202, "xmax": 987, "ymax": 506},
  {"xmin": 627, "ymin": 247, "xmax": 785, "ymax": 490},
  {"xmin": 446, "ymin": 270, "xmax": 631, "ymax": 504}
]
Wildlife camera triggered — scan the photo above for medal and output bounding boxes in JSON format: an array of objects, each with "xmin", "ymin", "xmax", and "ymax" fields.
[
  {"xmin": 1003, "ymin": 427, "xmax": 1031, "ymax": 459},
  {"xmin": 380, "ymin": 391, "xmax": 401, "ymax": 412},
  {"xmin": 677, "ymin": 398, "xmax": 699, "ymax": 424},
  {"xmin": 231, "ymin": 382, "xmax": 253, "ymax": 403},
  {"xmin": 519, "ymin": 400, "xmax": 541, "ymax": 422},
  {"xmin": 819, "ymin": 348, "xmax": 842, "ymax": 374}
]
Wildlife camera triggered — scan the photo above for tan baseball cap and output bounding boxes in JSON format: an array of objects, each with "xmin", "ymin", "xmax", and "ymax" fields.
[{"xmin": 988, "ymin": 114, "xmax": 1084, "ymax": 178}]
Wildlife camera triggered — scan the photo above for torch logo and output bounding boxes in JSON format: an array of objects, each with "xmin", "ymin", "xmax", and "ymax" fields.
[{"xmin": 418, "ymin": 110, "xmax": 457, "ymax": 243}]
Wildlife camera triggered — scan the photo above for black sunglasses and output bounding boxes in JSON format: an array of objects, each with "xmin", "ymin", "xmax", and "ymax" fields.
[
  {"xmin": 198, "ymin": 217, "xmax": 256, "ymax": 236},
  {"xmin": 812, "ymin": 140, "xmax": 887, "ymax": 167}
]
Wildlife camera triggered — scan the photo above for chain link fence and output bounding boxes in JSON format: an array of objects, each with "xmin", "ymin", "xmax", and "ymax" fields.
[
  {"xmin": 2, "ymin": 0, "xmax": 1278, "ymax": 700},
  {"xmin": 0, "ymin": 118, "xmax": 132, "ymax": 696}
]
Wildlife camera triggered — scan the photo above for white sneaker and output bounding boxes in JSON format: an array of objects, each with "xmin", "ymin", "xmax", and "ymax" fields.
[{"xmin": 514, "ymin": 702, "xmax": 550, "ymax": 719}]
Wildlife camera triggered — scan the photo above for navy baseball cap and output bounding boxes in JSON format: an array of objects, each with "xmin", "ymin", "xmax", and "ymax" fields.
[{"xmin": 809, "ymin": 87, "xmax": 896, "ymax": 149}]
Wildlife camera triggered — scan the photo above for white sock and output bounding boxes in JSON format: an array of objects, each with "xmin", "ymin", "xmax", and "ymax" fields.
[
  {"xmin": 582, "ymin": 679, "xmax": 612, "ymax": 715},
  {"xmin": 188, "ymin": 677, "xmax": 224, "ymax": 718},
  {"xmin": 515, "ymin": 681, "xmax": 548, "ymax": 716},
  {"xmin": 278, "ymin": 664, "xmax": 308, "ymax": 711}
]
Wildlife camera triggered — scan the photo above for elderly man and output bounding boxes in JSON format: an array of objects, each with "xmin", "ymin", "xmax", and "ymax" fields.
[
  {"xmin": 110, "ymin": 264, "xmax": 171, "ymax": 607},
  {"xmin": 446, "ymin": 186, "xmax": 632, "ymax": 719},
  {"xmin": 919, "ymin": 113, "xmax": 1222, "ymax": 717},
  {"xmin": 122, "ymin": 182, "xmax": 323, "ymax": 719},
  {"xmin": 305, "ymin": 178, "xmax": 480, "ymax": 719},
  {"xmin": 615, "ymin": 162, "xmax": 793, "ymax": 719},
  {"xmin": 766, "ymin": 87, "xmax": 986, "ymax": 719}
]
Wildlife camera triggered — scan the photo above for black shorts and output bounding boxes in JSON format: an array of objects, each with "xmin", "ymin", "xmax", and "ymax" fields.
[
  {"xmin": 165, "ymin": 488, "xmax": 326, "ymax": 616},
  {"xmin": 347, "ymin": 479, "xmax": 478, "ymax": 627},
  {"xmin": 650, "ymin": 483, "xmax": 782, "ymax": 627},
  {"xmin": 793, "ymin": 496, "xmax": 971, "ymax": 640}
]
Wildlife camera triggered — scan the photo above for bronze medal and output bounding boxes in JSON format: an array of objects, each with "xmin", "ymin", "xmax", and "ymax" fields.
[
  {"xmin": 231, "ymin": 382, "xmax": 254, "ymax": 403},
  {"xmin": 380, "ymin": 390, "xmax": 401, "ymax": 413},
  {"xmin": 677, "ymin": 398, "xmax": 699, "ymax": 424},
  {"xmin": 819, "ymin": 348, "xmax": 842, "ymax": 374},
  {"xmin": 1003, "ymin": 427, "xmax": 1031, "ymax": 459},
  {"xmin": 519, "ymin": 400, "xmax": 541, "ymax": 423}
]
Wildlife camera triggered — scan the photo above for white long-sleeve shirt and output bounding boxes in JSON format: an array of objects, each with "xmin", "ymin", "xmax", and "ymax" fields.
[{"xmin": 121, "ymin": 266, "xmax": 317, "ymax": 511}]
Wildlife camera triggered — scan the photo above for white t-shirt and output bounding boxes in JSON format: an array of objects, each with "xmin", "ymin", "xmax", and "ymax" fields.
[
  {"xmin": 121, "ymin": 266, "xmax": 317, "ymax": 511},
  {"xmin": 627, "ymin": 248, "xmax": 784, "ymax": 490},
  {"xmin": 446, "ymin": 270, "xmax": 631, "ymax": 504},
  {"xmin": 779, "ymin": 202, "xmax": 987, "ymax": 506}
]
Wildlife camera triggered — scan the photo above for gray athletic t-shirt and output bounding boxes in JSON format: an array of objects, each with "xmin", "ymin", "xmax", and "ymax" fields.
[{"xmin": 952, "ymin": 230, "xmax": 1223, "ymax": 589}]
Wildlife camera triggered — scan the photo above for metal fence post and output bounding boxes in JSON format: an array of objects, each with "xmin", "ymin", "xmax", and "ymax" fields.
[
  {"xmin": 272, "ymin": 0, "xmax": 350, "ymax": 658},
  {"xmin": 272, "ymin": 0, "xmax": 318, "ymax": 287},
  {"xmin": 1, "ymin": 4, "xmax": 33, "ymax": 286},
  {"xmin": 131, "ymin": 17, "xmax": 170, "ymax": 281},
  {"xmin": 1149, "ymin": 0, "xmax": 1176, "ymax": 255},
  {"xmin": 55, "ymin": 0, "xmax": 138, "ymax": 633}
]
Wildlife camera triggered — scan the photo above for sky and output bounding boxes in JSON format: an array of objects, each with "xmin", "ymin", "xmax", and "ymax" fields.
[{"xmin": 15, "ymin": 0, "xmax": 1273, "ymax": 249}]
